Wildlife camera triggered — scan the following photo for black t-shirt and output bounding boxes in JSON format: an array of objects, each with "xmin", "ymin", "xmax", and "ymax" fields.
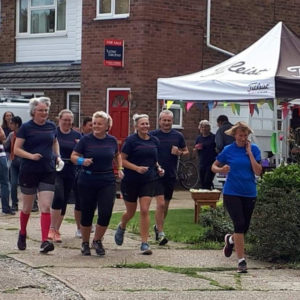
[{"xmin": 17, "ymin": 120, "xmax": 57, "ymax": 173}]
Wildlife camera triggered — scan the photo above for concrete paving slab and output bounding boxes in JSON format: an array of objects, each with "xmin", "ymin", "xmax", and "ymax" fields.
[{"xmin": 1, "ymin": 190, "xmax": 300, "ymax": 300}]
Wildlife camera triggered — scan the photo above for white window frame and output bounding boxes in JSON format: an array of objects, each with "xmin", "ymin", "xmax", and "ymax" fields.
[
  {"xmin": 162, "ymin": 103, "xmax": 183, "ymax": 129},
  {"xmin": 21, "ymin": 91, "xmax": 45, "ymax": 99},
  {"xmin": 67, "ymin": 91, "xmax": 80, "ymax": 128},
  {"xmin": 16, "ymin": 0, "xmax": 67, "ymax": 38},
  {"xmin": 95, "ymin": 0, "xmax": 130, "ymax": 20}
]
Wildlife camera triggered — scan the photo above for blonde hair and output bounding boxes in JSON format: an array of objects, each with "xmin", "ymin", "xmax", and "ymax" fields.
[
  {"xmin": 199, "ymin": 120, "xmax": 211, "ymax": 127},
  {"xmin": 92, "ymin": 111, "xmax": 113, "ymax": 131},
  {"xmin": 132, "ymin": 113, "xmax": 149, "ymax": 126},
  {"xmin": 58, "ymin": 109, "xmax": 73, "ymax": 120},
  {"xmin": 225, "ymin": 121, "xmax": 253, "ymax": 136}
]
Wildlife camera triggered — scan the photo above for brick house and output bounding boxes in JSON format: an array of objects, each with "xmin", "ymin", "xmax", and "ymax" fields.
[{"xmin": 1, "ymin": 0, "xmax": 300, "ymax": 149}]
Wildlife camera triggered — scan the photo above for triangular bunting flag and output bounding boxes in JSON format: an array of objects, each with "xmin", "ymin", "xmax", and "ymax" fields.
[
  {"xmin": 166, "ymin": 100, "xmax": 174, "ymax": 110},
  {"xmin": 231, "ymin": 103, "xmax": 236, "ymax": 114},
  {"xmin": 223, "ymin": 102, "xmax": 228, "ymax": 108},
  {"xmin": 208, "ymin": 101, "xmax": 214, "ymax": 111},
  {"xmin": 282, "ymin": 102, "xmax": 289, "ymax": 119},
  {"xmin": 267, "ymin": 101, "xmax": 274, "ymax": 111},
  {"xmin": 179, "ymin": 101, "xmax": 186, "ymax": 113},
  {"xmin": 254, "ymin": 104, "xmax": 259, "ymax": 115},
  {"xmin": 186, "ymin": 101, "xmax": 194, "ymax": 112},
  {"xmin": 196, "ymin": 103, "xmax": 203, "ymax": 110},
  {"xmin": 249, "ymin": 103, "xmax": 254, "ymax": 116},
  {"xmin": 235, "ymin": 103, "xmax": 240, "ymax": 115},
  {"xmin": 270, "ymin": 132, "xmax": 277, "ymax": 154},
  {"xmin": 213, "ymin": 101, "xmax": 218, "ymax": 108}
]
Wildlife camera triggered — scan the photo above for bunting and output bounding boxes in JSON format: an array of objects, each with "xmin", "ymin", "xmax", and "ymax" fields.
[
  {"xmin": 231, "ymin": 103, "xmax": 236, "ymax": 114},
  {"xmin": 166, "ymin": 100, "xmax": 173, "ymax": 110},
  {"xmin": 186, "ymin": 101, "xmax": 194, "ymax": 112},
  {"xmin": 282, "ymin": 102, "xmax": 289, "ymax": 119},
  {"xmin": 270, "ymin": 132, "xmax": 277, "ymax": 154},
  {"xmin": 249, "ymin": 102, "xmax": 255, "ymax": 116},
  {"xmin": 208, "ymin": 101, "xmax": 214, "ymax": 111}
]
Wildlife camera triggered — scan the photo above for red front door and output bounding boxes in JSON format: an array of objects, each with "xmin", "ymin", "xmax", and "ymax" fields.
[{"xmin": 108, "ymin": 89, "xmax": 130, "ymax": 150}]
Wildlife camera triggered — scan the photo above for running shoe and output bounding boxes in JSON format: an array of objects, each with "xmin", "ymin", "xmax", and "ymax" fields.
[
  {"xmin": 1, "ymin": 209, "xmax": 16, "ymax": 215},
  {"xmin": 48, "ymin": 228, "xmax": 55, "ymax": 240},
  {"xmin": 12, "ymin": 204, "xmax": 18, "ymax": 212},
  {"xmin": 140, "ymin": 242, "xmax": 152, "ymax": 255},
  {"xmin": 114, "ymin": 224, "xmax": 125, "ymax": 246},
  {"xmin": 17, "ymin": 231, "xmax": 26, "ymax": 250},
  {"xmin": 153, "ymin": 224, "xmax": 159, "ymax": 241},
  {"xmin": 92, "ymin": 240, "xmax": 105, "ymax": 256},
  {"xmin": 237, "ymin": 260, "xmax": 248, "ymax": 273},
  {"xmin": 223, "ymin": 234, "xmax": 234, "ymax": 257},
  {"xmin": 81, "ymin": 242, "xmax": 91, "ymax": 256},
  {"xmin": 40, "ymin": 241, "xmax": 54, "ymax": 253},
  {"xmin": 158, "ymin": 234, "xmax": 168, "ymax": 246},
  {"xmin": 75, "ymin": 229, "xmax": 82, "ymax": 238},
  {"xmin": 54, "ymin": 230, "xmax": 62, "ymax": 243}
]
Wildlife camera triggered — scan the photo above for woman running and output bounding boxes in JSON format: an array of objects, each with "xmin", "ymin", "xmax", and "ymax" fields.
[
  {"xmin": 71, "ymin": 111, "xmax": 123, "ymax": 256},
  {"xmin": 48, "ymin": 109, "xmax": 81, "ymax": 243},
  {"xmin": 14, "ymin": 97, "xmax": 62, "ymax": 253},
  {"xmin": 114, "ymin": 113, "xmax": 164, "ymax": 255}
]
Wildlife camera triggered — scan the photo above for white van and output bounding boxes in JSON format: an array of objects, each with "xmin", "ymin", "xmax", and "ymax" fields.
[{"xmin": 0, "ymin": 99, "xmax": 31, "ymax": 123}]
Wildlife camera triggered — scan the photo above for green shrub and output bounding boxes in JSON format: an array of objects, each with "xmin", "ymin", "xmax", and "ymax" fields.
[
  {"xmin": 200, "ymin": 205, "xmax": 233, "ymax": 242},
  {"xmin": 248, "ymin": 164, "xmax": 300, "ymax": 262}
]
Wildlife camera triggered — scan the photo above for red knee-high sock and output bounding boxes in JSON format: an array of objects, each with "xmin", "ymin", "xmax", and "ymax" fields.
[
  {"xmin": 40, "ymin": 212, "xmax": 51, "ymax": 242},
  {"xmin": 20, "ymin": 211, "xmax": 30, "ymax": 235}
]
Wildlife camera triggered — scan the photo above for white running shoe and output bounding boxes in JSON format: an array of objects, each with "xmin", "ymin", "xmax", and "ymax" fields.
[{"xmin": 75, "ymin": 229, "xmax": 82, "ymax": 238}]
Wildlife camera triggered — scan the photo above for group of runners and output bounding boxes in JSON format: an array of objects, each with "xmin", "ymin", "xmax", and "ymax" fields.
[{"xmin": 1, "ymin": 96, "xmax": 262, "ymax": 273}]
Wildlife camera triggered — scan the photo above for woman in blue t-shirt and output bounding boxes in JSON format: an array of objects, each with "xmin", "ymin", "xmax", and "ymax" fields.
[
  {"xmin": 212, "ymin": 122, "xmax": 262, "ymax": 274},
  {"xmin": 114, "ymin": 113, "xmax": 164, "ymax": 255},
  {"xmin": 14, "ymin": 97, "xmax": 62, "ymax": 254},
  {"xmin": 48, "ymin": 109, "xmax": 82, "ymax": 243},
  {"xmin": 71, "ymin": 111, "xmax": 123, "ymax": 256}
]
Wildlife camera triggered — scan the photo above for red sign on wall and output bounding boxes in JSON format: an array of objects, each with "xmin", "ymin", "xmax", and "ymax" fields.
[{"xmin": 104, "ymin": 39, "xmax": 124, "ymax": 67}]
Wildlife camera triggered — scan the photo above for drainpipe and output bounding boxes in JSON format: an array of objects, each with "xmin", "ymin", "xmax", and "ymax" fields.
[{"xmin": 206, "ymin": 0, "xmax": 235, "ymax": 56}]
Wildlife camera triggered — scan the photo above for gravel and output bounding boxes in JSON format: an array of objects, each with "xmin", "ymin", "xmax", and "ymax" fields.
[{"xmin": 0, "ymin": 257, "xmax": 84, "ymax": 300}]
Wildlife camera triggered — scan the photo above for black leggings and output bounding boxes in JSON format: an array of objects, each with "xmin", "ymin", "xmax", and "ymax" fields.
[
  {"xmin": 78, "ymin": 183, "xmax": 116, "ymax": 227},
  {"xmin": 52, "ymin": 174, "xmax": 74, "ymax": 215},
  {"xmin": 223, "ymin": 194, "xmax": 256, "ymax": 234}
]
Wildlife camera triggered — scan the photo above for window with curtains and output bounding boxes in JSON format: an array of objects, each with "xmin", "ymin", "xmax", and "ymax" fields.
[
  {"xmin": 96, "ymin": 0, "xmax": 129, "ymax": 20},
  {"xmin": 17, "ymin": 0, "xmax": 66, "ymax": 35},
  {"xmin": 67, "ymin": 92, "xmax": 80, "ymax": 127}
]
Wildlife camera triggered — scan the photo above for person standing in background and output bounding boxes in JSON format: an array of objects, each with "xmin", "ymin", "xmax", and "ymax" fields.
[
  {"xmin": 1, "ymin": 111, "xmax": 14, "ymax": 137},
  {"xmin": 48, "ymin": 109, "xmax": 81, "ymax": 243},
  {"xmin": 14, "ymin": 97, "xmax": 62, "ymax": 253},
  {"xmin": 150, "ymin": 110, "xmax": 188, "ymax": 245},
  {"xmin": 215, "ymin": 115, "xmax": 235, "ymax": 153},
  {"xmin": 4, "ymin": 116, "xmax": 23, "ymax": 212},
  {"xmin": 0, "ymin": 126, "xmax": 14, "ymax": 215},
  {"xmin": 194, "ymin": 120, "xmax": 217, "ymax": 189}
]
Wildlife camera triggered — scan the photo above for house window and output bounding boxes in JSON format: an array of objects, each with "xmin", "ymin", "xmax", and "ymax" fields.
[
  {"xmin": 17, "ymin": 0, "xmax": 66, "ymax": 34},
  {"xmin": 67, "ymin": 92, "xmax": 80, "ymax": 127},
  {"xmin": 96, "ymin": 0, "xmax": 129, "ymax": 20},
  {"xmin": 162, "ymin": 103, "xmax": 183, "ymax": 129},
  {"xmin": 21, "ymin": 91, "xmax": 45, "ymax": 99}
]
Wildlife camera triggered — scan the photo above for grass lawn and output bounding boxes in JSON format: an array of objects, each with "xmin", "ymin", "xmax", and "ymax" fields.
[{"xmin": 109, "ymin": 209, "xmax": 222, "ymax": 250}]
